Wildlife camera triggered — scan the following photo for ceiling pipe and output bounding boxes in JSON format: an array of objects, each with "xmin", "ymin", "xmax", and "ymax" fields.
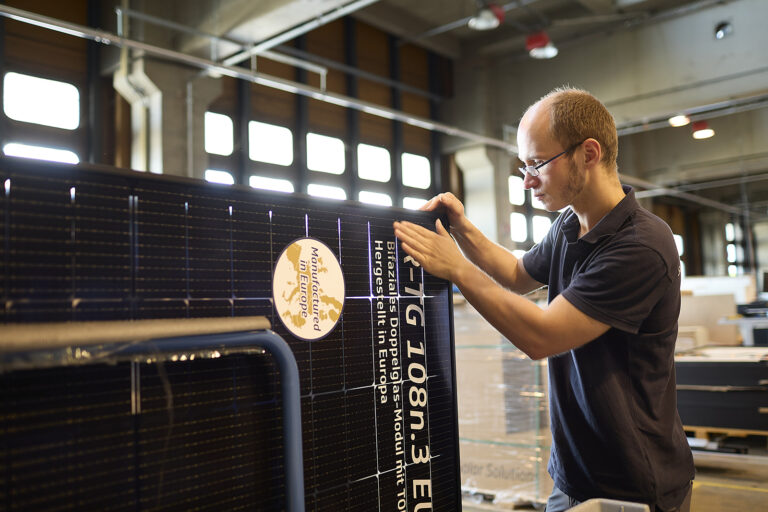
[
  {"xmin": 616, "ymin": 92, "xmax": 768, "ymax": 136},
  {"xmin": 221, "ymin": 0, "xmax": 380, "ymax": 67},
  {"xmin": 0, "ymin": 4, "xmax": 515, "ymax": 152},
  {"xmin": 115, "ymin": 6, "xmax": 328, "ymax": 90},
  {"xmin": 407, "ymin": 0, "xmax": 537, "ymax": 42},
  {"xmin": 620, "ymin": 174, "xmax": 744, "ymax": 215}
]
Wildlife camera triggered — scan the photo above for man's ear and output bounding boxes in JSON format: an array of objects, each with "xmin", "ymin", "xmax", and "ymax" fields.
[{"xmin": 583, "ymin": 138, "xmax": 602, "ymax": 168}]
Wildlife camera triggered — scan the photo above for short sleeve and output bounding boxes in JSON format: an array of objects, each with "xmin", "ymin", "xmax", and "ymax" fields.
[{"xmin": 561, "ymin": 243, "xmax": 672, "ymax": 334}]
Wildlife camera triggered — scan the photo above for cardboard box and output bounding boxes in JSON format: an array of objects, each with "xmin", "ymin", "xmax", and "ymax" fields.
[{"xmin": 679, "ymin": 293, "xmax": 739, "ymax": 345}]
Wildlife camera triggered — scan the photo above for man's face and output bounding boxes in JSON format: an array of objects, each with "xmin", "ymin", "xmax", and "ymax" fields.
[{"xmin": 516, "ymin": 104, "xmax": 584, "ymax": 212}]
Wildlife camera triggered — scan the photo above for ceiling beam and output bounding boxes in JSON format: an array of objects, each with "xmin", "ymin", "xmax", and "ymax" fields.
[
  {"xmin": 350, "ymin": 2, "xmax": 460, "ymax": 59},
  {"xmin": 575, "ymin": 0, "xmax": 615, "ymax": 15}
]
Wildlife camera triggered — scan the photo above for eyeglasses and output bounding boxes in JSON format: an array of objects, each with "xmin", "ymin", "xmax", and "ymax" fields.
[{"xmin": 518, "ymin": 139, "xmax": 586, "ymax": 177}]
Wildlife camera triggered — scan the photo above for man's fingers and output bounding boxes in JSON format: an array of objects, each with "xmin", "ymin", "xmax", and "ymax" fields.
[
  {"xmin": 419, "ymin": 195, "xmax": 440, "ymax": 212},
  {"xmin": 435, "ymin": 218, "xmax": 448, "ymax": 236},
  {"xmin": 395, "ymin": 225, "xmax": 429, "ymax": 255},
  {"xmin": 399, "ymin": 241, "xmax": 423, "ymax": 265},
  {"xmin": 394, "ymin": 220, "xmax": 433, "ymax": 240}
]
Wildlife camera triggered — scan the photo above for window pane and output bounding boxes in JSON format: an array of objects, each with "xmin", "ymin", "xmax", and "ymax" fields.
[
  {"xmin": 402, "ymin": 153, "xmax": 431, "ymax": 189},
  {"xmin": 680, "ymin": 260, "xmax": 686, "ymax": 278},
  {"xmin": 308, "ymin": 183, "xmax": 346, "ymax": 200},
  {"xmin": 205, "ymin": 169, "xmax": 234, "ymax": 185},
  {"xmin": 358, "ymin": 143, "xmax": 391, "ymax": 182},
  {"xmin": 249, "ymin": 121, "xmax": 293, "ymax": 166},
  {"xmin": 204, "ymin": 112, "xmax": 233, "ymax": 156},
  {"xmin": 3, "ymin": 72, "xmax": 79, "ymax": 130},
  {"xmin": 673, "ymin": 234, "xmax": 684, "ymax": 256},
  {"xmin": 510, "ymin": 212, "xmax": 527, "ymax": 242},
  {"xmin": 725, "ymin": 223, "xmax": 734, "ymax": 242},
  {"xmin": 403, "ymin": 197, "xmax": 427, "ymax": 210},
  {"xmin": 359, "ymin": 190, "xmax": 392, "ymax": 206},
  {"xmin": 307, "ymin": 133, "xmax": 345, "ymax": 174},
  {"xmin": 508, "ymin": 176, "xmax": 525, "ymax": 205},
  {"xmin": 3, "ymin": 142, "xmax": 78, "ymax": 164},
  {"xmin": 249, "ymin": 175, "xmax": 294, "ymax": 193},
  {"xmin": 726, "ymin": 244, "xmax": 736, "ymax": 263},
  {"xmin": 512, "ymin": 249, "xmax": 526, "ymax": 259},
  {"xmin": 532, "ymin": 215, "xmax": 551, "ymax": 243},
  {"xmin": 727, "ymin": 264, "xmax": 738, "ymax": 277}
]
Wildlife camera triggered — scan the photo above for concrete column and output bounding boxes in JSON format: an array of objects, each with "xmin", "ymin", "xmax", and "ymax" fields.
[
  {"xmin": 186, "ymin": 74, "xmax": 224, "ymax": 180},
  {"xmin": 455, "ymin": 145, "xmax": 506, "ymax": 244},
  {"xmin": 114, "ymin": 57, "xmax": 222, "ymax": 178}
]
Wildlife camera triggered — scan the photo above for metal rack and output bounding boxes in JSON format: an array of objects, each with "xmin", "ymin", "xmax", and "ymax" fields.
[{"xmin": 1, "ymin": 317, "xmax": 305, "ymax": 512}]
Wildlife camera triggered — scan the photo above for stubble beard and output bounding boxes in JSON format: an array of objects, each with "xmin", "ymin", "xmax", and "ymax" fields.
[{"xmin": 565, "ymin": 158, "xmax": 585, "ymax": 202}]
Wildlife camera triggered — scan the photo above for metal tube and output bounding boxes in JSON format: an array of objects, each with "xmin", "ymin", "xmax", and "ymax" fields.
[
  {"xmin": 115, "ymin": 7, "xmax": 328, "ymax": 78},
  {"xmin": 623, "ymin": 174, "xmax": 743, "ymax": 215},
  {"xmin": 221, "ymin": 0, "xmax": 380, "ymax": 66},
  {"xmin": 0, "ymin": 3, "xmax": 514, "ymax": 152},
  {"xmin": 250, "ymin": 331, "xmax": 305, "ymax": 512}
]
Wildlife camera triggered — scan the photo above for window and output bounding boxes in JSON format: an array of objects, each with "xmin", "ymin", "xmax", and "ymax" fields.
[
  {"xmin": 728, "ymin": 264, "xmax": 739, "ymax": 277},
  {"xmin": 308, "ymin": 183, "xmax": 346, "ymax": 200},
  {"xmin": 725, "ymin": 222, "xmax": 741, "ymax": 242},
  {"xmin": 204, "ymin": 169, "xmax": 234, "ymax": 185},
  {"xmin": 531, "ymin": 194, "xmax": 546, "ymax": 210},
  {"xmin": 357, "ymin": 143, "xmax": 391, "ymax": 182},
  {"xmin": 510, "ymin": 212, "xmax": 527, "ymax": 243},
  {"xmin": 512, "ymin": 249, "xmax": 526, "ymax": 259},
  {"xmin": 249, "ymin": 175, "xmax": 294, "ymax": 193},
  {"xmin": 249, "ymin": 121, "xmax": 293, "ymax": 166},
  {"xmin": 204, "ymin": 112, "xmax": 233, "ymax": 156},
  {"xmin": 3, "ymin": 72, "xmax": 79, "ymax": 130},
  {"xmin": 403, "ymin": 197, "xmax": 427, "ymax": 210},
  {"xmin": 402, "ymin": 153, "xmax": 431, "ymax": 189},
  {"xmin": 508, "ymin": 176, "xmax": 525, "ymax": 206},
  {"xmin": 359, "ymin": 190, "xmax": 392, "ymax": 206},
  {"xmin": 307, "ymin": 133, "xmax": 345, "ymax": 174},
  {"xmin": 3, "ymin": 142, "xmax": 78, "ymax": 164},
  {"xmin": 532, "ymin": 215, "xmax": 551, "ymax": 243}
]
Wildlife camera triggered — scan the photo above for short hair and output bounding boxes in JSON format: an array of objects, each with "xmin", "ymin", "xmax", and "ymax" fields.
[{"xmin": 534, "ymin": 87, "xmax": 618, "ymax": 170}]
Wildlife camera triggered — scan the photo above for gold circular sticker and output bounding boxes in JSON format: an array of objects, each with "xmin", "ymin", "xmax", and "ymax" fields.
[{"xmin": 272, "ymin": 237, "xmax": 345, "ymax": 340}]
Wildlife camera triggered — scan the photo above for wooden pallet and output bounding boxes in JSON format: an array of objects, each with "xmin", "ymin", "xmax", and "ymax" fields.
[{"xmin": 684, "ymin": 425, "xmax": 768, "ymax": 440}]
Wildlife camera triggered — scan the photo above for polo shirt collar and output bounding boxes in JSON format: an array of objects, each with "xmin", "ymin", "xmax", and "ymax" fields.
[{"xmin": 562, "ymin": 185, "xmax": 638, "ymax": 244}]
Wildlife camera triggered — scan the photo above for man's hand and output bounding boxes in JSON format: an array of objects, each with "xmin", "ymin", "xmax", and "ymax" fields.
[
  {"xmin": 419, "ymin": 193, "xmax": 467, "ymax": 235},
  {"xmin": 392, "ymin": 218, "xmax": 467, "ymax": 282}
]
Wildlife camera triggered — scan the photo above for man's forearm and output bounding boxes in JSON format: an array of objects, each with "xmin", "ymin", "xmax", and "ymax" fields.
[
  {"xmin": 451, "ymin": 260, "xmax": 549, "ymax": 359},
  {"xmin": 451, "ymin": 219, "xmax": 529, "ymax": 293}
]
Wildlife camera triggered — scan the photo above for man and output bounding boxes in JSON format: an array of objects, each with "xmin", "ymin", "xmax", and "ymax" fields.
[{"xmin": 393, "ymin": 87, "xmax": 694, "ymax": 512}]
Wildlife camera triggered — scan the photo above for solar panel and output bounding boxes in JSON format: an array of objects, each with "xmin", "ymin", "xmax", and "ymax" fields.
[{"xmin": 0, "ymin": 157, "xmax": 460, "ymax": 511}]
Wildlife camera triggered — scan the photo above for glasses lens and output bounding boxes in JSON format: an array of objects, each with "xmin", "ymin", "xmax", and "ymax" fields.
[{"xmin": 519, "ymin": 165, "xmax": 538, "ymax": 177}]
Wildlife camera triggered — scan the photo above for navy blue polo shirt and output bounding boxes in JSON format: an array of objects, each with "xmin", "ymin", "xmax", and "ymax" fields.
[{"xmin": 522, "ymin": 186, "xmax": 694, "ymax": 509}]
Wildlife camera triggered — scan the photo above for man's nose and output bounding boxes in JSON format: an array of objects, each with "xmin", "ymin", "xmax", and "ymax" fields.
[{"xmin": 522, "ymin": 172, "xmax": 539, "ymax": 189}]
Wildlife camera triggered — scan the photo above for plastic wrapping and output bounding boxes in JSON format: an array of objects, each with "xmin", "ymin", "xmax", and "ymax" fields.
[{"xmin": 454, "ymin": 298, "xmax": 552, "ymax": 508}]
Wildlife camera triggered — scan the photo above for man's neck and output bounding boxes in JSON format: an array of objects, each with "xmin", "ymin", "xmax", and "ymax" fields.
[{"xmin": 571, "ymin": 176, "xmax": 626, "ymax": 238}]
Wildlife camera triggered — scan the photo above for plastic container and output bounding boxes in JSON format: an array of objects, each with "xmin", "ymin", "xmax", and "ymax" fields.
[{"xmin": 568, "ymin": 498, "xmax": 651, "ymax": 512}]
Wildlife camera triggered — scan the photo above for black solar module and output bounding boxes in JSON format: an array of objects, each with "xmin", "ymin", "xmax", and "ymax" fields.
[{"xmin": 0, "ymin": 156, "xmax": 460, "ymax": 511}]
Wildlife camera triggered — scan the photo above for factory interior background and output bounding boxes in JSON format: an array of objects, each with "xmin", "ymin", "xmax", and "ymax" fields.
[{"xmin": 1, "ymin": 0, "xmax": 767, "ymax": 510}]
